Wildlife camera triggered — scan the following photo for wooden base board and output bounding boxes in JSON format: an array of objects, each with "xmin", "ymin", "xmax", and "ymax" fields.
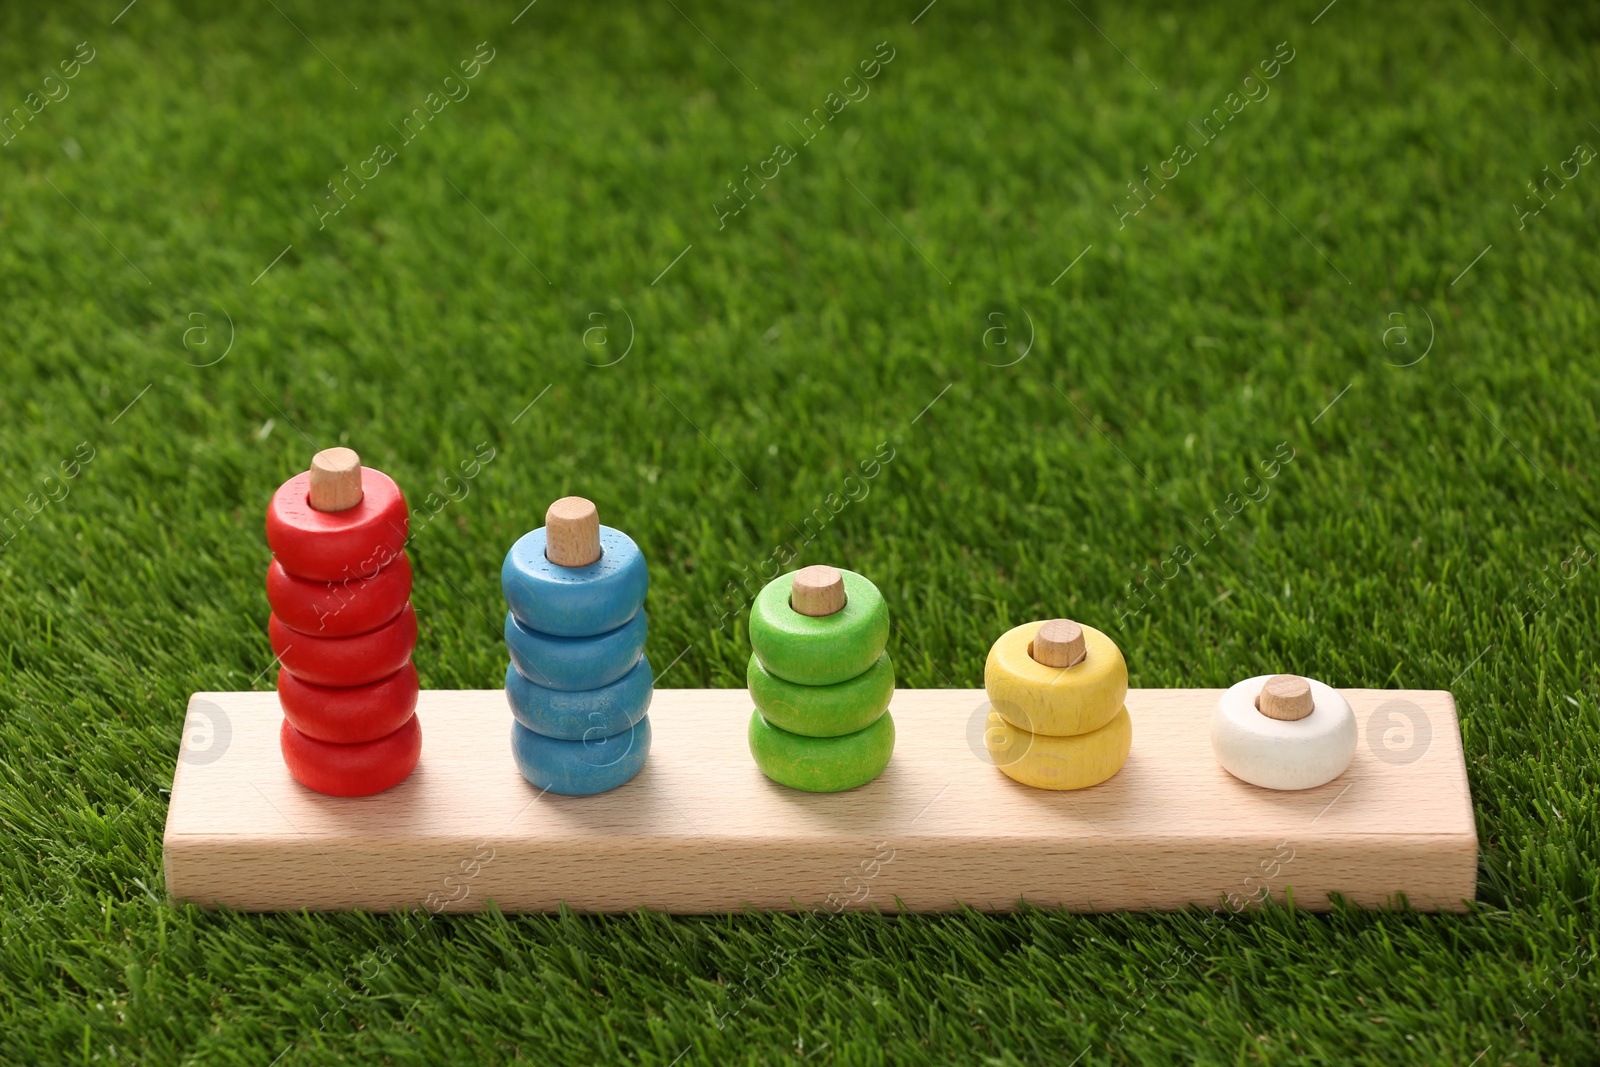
[{"xmin": 163, "ymin": 688, "xmax": 1477, "ymax": 913}]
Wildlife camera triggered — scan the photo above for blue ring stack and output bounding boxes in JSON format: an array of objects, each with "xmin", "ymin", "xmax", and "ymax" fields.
[{"xmin": 501, "ymin": 497, "xmax": 653, "ymax": 795}]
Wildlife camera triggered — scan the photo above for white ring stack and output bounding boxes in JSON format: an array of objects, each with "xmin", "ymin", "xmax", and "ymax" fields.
[{"xmin": 1211, "ymin": 675, "xmax": 1357, "ymax": 791}]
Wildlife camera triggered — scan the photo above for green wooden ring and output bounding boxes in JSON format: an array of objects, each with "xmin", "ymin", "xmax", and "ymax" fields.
[
  {"xmin": 748, "ymin": 710, "xmax": 895, "ymax": 792},
  {"xmin": 748, "ymin": 651, "xmax": 894, "ymax": 737},
  {"xmin": 748, "ymin": 569, "xmax": 889, "ymax": 686}
]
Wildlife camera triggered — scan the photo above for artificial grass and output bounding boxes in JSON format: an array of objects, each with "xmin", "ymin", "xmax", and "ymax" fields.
[{"xmin": 1, "ymin": 0, "xmax": 1598, "ymax": 1061}]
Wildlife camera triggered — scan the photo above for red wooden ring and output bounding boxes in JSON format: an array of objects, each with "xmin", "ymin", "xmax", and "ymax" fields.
[
  {"xmin": 266, "ymin": 467, "xmax": 409, "ymax": 583},
  {"xmin": 266, "ymin": 553, "xmax": 412, "ymax": 638},
  {"xmin": 270, "ymin": 602, "xmax": 417, "ymax": 687},
  {"xmin": 279, "ymin": 715, "xmax": 422, "ymax": 797},
  {"xmin": 277, "ymin": 661, "xmax": 420, "ymax": 744}
]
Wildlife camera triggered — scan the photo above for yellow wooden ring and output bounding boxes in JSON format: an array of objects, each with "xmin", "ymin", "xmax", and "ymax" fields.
[
  {"xmin": 984, "ymin": 621, "xmax": 1128, "ymax": 736},
  {"xmin": 985, "ymin": 706, "xmax": 1131, "ymax": 790}
]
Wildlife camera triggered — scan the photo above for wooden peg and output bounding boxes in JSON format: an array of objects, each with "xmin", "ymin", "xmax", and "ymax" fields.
[
  {"xmin": 1256, "ymin": 674, "xmax": 1315, "ymax": 721},
  {"xmin": 308, "ymin": 448, "xmax": 364, "ymax": 512},
  {"xmin": 1031, "ymin": 619, "xmax": 1087, "ymax": 668},
  {"xmin": 545, "ymin": 497, "xmax": 602, "ymax": 568},
  {"xmin": 790, "ymin": 565, "xmax": 846, "ymax": 617}
]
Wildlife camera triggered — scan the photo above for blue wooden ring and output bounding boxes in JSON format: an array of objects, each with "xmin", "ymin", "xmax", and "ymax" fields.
[
  {"xmin": 502, "ymin": 525, "xmax": 648, "ymax": 638},
  {"xmin": 503, "ymin": 609, "xmax": 646, "ymax": 692},
  {"xmin": 510, "ymin": 715, "xmax": 651, "ymax": 796},
  {"xmin": 505, "ymin": 655, "xmax": 653, "ymax": 741}
]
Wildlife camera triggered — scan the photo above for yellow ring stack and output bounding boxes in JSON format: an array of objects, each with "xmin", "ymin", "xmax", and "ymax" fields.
[{"xmin": 983, "ymin": 619, "xmax": 1132, "ymax": 789}]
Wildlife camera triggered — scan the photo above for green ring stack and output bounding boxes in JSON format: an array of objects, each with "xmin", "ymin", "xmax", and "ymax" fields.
[{"xmin": 746, "ymin": 566, "xmax": 895, "ymax": 792}]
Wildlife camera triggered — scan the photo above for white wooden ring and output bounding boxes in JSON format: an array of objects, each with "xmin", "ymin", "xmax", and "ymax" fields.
[{"xmin": 1211, "ymin": 675, "xmax": 1356, "ymax": 791}]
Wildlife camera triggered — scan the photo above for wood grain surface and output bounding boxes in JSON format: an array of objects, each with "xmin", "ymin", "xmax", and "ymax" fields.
[{"xmin": 163, "ymin": 688, "xmax": 1477, "ymax": 913}]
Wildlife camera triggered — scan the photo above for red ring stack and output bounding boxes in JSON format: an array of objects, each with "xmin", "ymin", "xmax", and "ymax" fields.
[{"xmin": 265, "ymin": 448, "xmax": 422, "ymax": 796}]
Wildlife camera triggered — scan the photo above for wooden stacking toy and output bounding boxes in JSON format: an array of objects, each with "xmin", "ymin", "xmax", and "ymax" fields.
[
  {"xmin": 983, "ymin": 619, "xmax": 1131, "ymax": 789},
  {"xmin": 265, "ymin": 448, "xmax": 422, "ymax": 796},
  {"xmin": 746, "ymin": 565, "xmax": 895, "ymax": 792},
  {"xmin": 1211, "ymin": 674, "xmax": 1357, "ymax": 790},
  {"xmin": 173, "ymin": 511, "xmax": 1479, "ymax": 915},
  {"xmin": 501, "ymin": 497, "xmax": 652, "ymax": 795}
]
